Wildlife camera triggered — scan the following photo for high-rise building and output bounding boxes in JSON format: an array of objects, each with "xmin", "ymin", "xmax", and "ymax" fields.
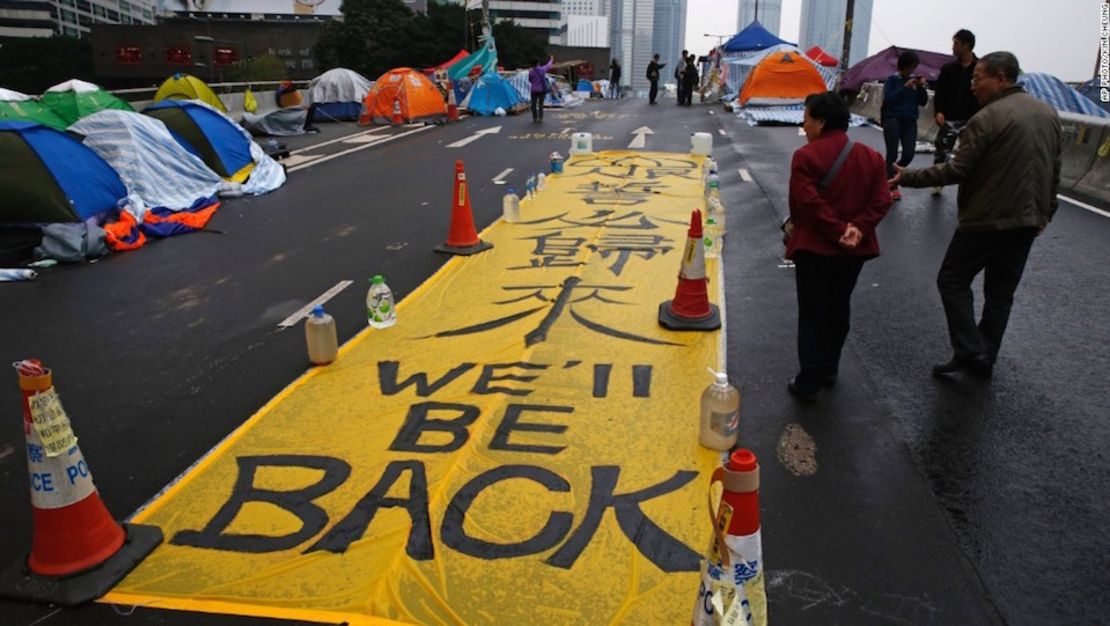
[
  {"xmin": 799, "ymin": 0, "xmax": 871, "ymax": 67},
  {"xmin": 562, "ymin": 0, "xmax": 607, "ymax": 47},
  {"xmin": 488, "ymin": 0, "xmax": 563, "ymax": 45},
  {"xmin": 652, "ymin": 0, "xmax": 684, "ymax": 81},
  {"xmin": 610, "ymin": 0, "xmax": 685, "ymax": 91},
  {"xmin": 736, "ymin": 0, "xmax": 780, "ymax": 36},
  {"xmin": 0, "ymin": 1, "xmax": 158, "ymax": 38}
]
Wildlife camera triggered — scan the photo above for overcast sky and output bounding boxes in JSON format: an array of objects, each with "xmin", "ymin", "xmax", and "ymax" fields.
[{"xmin": 685, "ymin": 0, "xmax": 1100, "ymax": 81}]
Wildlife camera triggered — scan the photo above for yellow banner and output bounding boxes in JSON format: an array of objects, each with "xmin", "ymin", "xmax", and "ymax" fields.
[{"xmin": 105, "ymin": 151, "xmax": 726, "ymax": 625}]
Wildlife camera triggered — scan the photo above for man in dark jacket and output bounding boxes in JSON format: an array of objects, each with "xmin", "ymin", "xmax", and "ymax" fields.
[
  {"xmin": 646, "ymin": 54, "xmax": 666, "ymax": 104},
  {"xmin": 680, "ymin": 56, "xmax": 698, "ymax": 106},
  {"xmin": 931, "ymin": 29, "xmax": 979, "ymax": 194},
  {"xmin": 676, "ymin": 50, "xmax": 688, "ymax": 106},
  {"xmin": 608, "ymin": 59, "xmax": 622, "ymax": 99},
  {"xmin": 891, "ymin": 52, "xmax": 1062, "ymax": 377},
  {"xmin": 785, "ymin": 92, "xmax": 892, "ymax": 401}
]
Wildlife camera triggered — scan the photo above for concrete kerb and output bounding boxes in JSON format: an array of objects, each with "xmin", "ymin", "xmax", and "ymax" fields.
[{"xmin": 1072, "ymin": 117, "xmax": 1110, "ymax": 201}]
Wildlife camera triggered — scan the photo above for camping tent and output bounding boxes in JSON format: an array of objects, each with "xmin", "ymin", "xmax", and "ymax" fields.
[
  {"xmin": 41, "ymin": 79, "xmax": 133, "ymax": 126},
  {"xmin": 840, "ymin": 46, "xmax": 951, "ymax": 92},
  {"xmin": 738, "ymin": 50, "xmax": 828, "ymax": 106},
  {"xmin": 426, "ymin": 50, "xmax": 469, "ymax": 74},
  {"xmin": 724, "ymin": 44, "xmax": 837, "ymax": 97},
  {"xmin": 306, "ymin": 68, "xmax": 374, "ymax": 121},
  {"xmin": 723, "ymin": 20, "xmax": 796, "ymax": 54},
  {"xmin": 143, "ymin": 100, "xmax": 254, "ymax": 180},
  {"xmin": 69, "ymin": 110, "xmax": 226, "ymax": 212},
  {"xmin": 241, "ymin": 108, "xmax": 308, "ymax": 136},
  {"xmin": 363, "ymin": 68, "xmax": 447, "ymax": 124},
  {"xmin": 1019, "ymin": 73, "xmax": 1110, "ymax": 118},
  {"xmin": 153, "ymin": 74, "xmax": 227, "ymax": 112},
  {"xmin": 460, "ymin": 72, "xmax": 524, "ymax": 116},
  {"xmin": 0, "ymin": 120, "xmax": 128, "ymax": 223},
  {"xmin": 448, "ymin": 36, "xmax": 498, "ymax": 80},
  {"xmin": 0, "ymin": 88, "xmax": 68, "ymax": 130},
  {"xmin": 806, "ymin": 46, "xmax": 839, "ymax": 67}
]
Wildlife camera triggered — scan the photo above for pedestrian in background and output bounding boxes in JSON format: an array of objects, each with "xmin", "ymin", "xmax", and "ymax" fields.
[
  {"xmin": 882, "ymin": 51, "xmax": 928, "ymax": 200},
  {"xmin": 785, "ymin": 92, "xmax": 892, "ymax": 402},
  {"xmin": 680, "ymin": 56, "xmax": 699, "ymax": 106},
  {"xmin": 646, "ymin": 54, "xmax": 666, "ymax": 105},
  {"xmin": 608, "ymin": 58, "xmax": 622, "ymax": 99},
  {"xmin": 890, "ymin": 51, "xmax": 1062, "ymax": 378},
  {"xmin": 529, "ymin": 54, "xmax": 554, "ymax": 123},
  {"xmin": 676, "ymin": 50, "xmax": 688, "ymax": 105},
  {"xmin": 931, "ymin": 29, "xmax": 980, "ymax": 195}
]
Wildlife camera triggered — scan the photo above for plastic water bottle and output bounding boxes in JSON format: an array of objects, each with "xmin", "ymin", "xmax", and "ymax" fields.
[
  {"xmin": 367, "ymin": 275, "xmax": 396, "ymax": 328},
  {"xmin": 502, "ymin": 188, "xmax": 521, "ymax": 223},
  {"xmin": 704, "ymin": 216, "xmax": 721, "ymax": 259},
  {"xmin": 537, "ymin": 172, "xmax": 546, "ymax": 191},
  {"xmin": 699, "ymin": 369, "xmax": 741, "ymax": 450},
  {"xmin": 527, "ymin": 175, "xmax": 537, "ymax": 198},
  {"xmin": 549, "ymin": 151, "xmax": 564, "ymax": 174},
  {"xmin": 707, "ymin": 169, "xmax": 720, "ymax": 198},
  {"xmin": 706, "ymin": 195, "xmax": 724, "ymax": 218},
  {"xmin": 304, "ymin": 305, "xmax": 338, "ymax": 365}
]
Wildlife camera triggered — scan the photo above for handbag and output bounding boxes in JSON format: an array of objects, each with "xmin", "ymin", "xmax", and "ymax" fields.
[{"xmin": 782, "ymin": 139, "xmax": 856, "ymax": 245}]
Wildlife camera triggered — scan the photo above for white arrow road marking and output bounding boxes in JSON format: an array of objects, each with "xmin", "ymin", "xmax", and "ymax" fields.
[
  {"xmin": 447, "ymin": 125, "xmax": 502, "ymax": 148},
  {"xmin": 738, "ymin": 168, "xmax": 752, "ymax": 182},
  {"xmin": 278, "ymin": 281, "xmax": 354, "ymax": 328},
  {"xmin": 287, "ymin": 126, "xmax": 433, "ymax": 173},
  {"xmin": 718, "ymin": 128, "xmax": 727, "ymax": 136},
  {"xmin": 627, "ymin": 125, "xmax": 654, "ymax": 149},
  {"xmin": 492, "ymin": 168, "xmax": 514, "ymax": 184},
  {"xmin": 289, "ymin": 127, "xmax": 387, "ymax": 155}
]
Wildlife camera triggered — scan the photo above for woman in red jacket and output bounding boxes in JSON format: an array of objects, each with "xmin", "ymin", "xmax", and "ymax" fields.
[{"xmin": 785, "ymin": 92, "xmax": 892, "ymax": 402}]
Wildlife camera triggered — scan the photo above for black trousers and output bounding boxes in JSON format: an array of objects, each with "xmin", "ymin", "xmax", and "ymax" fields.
[
  {"xmin": 883, "ymin": 116, "xmax": 918, "ymax": 178},
  {"xmin": 649, "ymin": 79, "xmax": 659, "ymax": 103},
  {"xmin": 937, "ymin": 228, "xmax": 1038, "ymax": 361},
  {"xmin": 793, "ymin": 252, "xmax": 866, "ymax": 393},
  {"xmin": 530, "ymin": 92, "xmax": 544, "ymax": 120},
  {"xmin": 933, "ymin": 120, "xmax": 966, "ymax": 165}
]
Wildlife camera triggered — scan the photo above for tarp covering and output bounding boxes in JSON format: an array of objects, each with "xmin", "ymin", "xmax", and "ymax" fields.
[
  {"xmin": 722, "ymin": 20, "xmax": 795, "ymax": 53},
  {"xmin": 0, "ymin": 88, "xmax": 69, "ymax": 130},
  {"xmin": 41, "ymin": 79, "xmax": 133, "ymax": 126},
  {"xmin": 363, "ymin": 68, "xmax": 447, "ymax": 124},
  {"xmin": 723, "ymin": 44, "xmax": 837, "ymax": 99},
  {"xmin": 805, "ymin": 46, "xmax": 838, "ymax": 67},
  {"xmin": 103, "ymin": 151, "xmax": 741, "ymax": 626},
  {"xmin": 737, "ymin": 103, "xmax": 869, "ymax": 127},
  {"xmin": 1077, "ymin": 79, "xmax": 1110, "ymax": 114},
  {"xmin": 738, "ymin": 50, "xmax": 829, "ymax": 106},
  {"xmin": 839, "ymin": 45, "xmax": 951, "ymax": 92},
  {"xmin": 69, "ymin": 110, "xmax": 226, "ymax": 213},
  {"xmin": 0, "ymin": 120, "xmax": 128, "ymax": 223},
  {"xmin": 153, "ymin": 74, "xmax": 227, "ymax": 112},
  {"xmin": 507, "ymin": 71, "xmax": 582, "ymax": 108},
  {"xmin": 306, "ymin": 68, "xmax": 373, "ymax": 108},
  {"xmin": 448, "ymin": 35, "xmax": 498, "ymax": 80},
  {"xmin": 1019, "ymin": 73, "xmax": 1110, "ymax": 119},
  {"xmin": 460, "ymin": 72, "xmax": 524, "ymax": 115},
  {"xmin": 241, "ymin": 108, "xmax": 308, "ymax": 136},
  {"xmin": 425, "ymin": 49, "xmax": 469, "ymax": 73}
]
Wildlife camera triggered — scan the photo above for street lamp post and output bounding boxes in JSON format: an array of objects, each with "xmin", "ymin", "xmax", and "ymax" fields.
[{"xmin": 193, "ymin": 34, "xmax": 240, "ymax": 85}]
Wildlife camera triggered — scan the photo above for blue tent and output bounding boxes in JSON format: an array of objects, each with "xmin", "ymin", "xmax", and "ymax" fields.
[
  {"xmin": 142, "ymin": 100, "xmax": 254, "ymax": 179},
  {"xmin": 723, "ymin": 20, "xmax": 796, "ymax": 53},
  {"xmin": 0, "ymin": 120, "xmax": 127, "ymax": 223},
  {"xmin": 1019, "ymin": 73, "xmax": 1110, "ymax": 119},
  {"xmin": 461, "ymin": 72, "xmax": 523, "ymax": 116}
]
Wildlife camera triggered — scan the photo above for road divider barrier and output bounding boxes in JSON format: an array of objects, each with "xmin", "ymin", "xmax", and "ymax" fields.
[
  {"xmin": 0, "ymin": 360, "xmax": 162, "ymax": 606},
  {"xmin": 1058, "ymin": 112, "xmax": 1104, "ymax": 190},
  {"xmin": 1068, "ymin": 113, "xmax": 1110, "ymax": 202}
]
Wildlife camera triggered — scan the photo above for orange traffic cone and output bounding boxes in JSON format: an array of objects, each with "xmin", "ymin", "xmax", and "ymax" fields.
[
  {"xmin": 659, "ymin": 210, "xmax": 720, "ymax": 330},
  {"xmin": 358, "ymin": 101, "xmax": 372, "ymax": 126},
  {"xmin": 446, "ymin": 89, "xmax": 459, "ymax": 122},
  {"xmin": 391, "ymin": 99, "xmax": 404, "ymax": 126},
  {"xmin": 691, "ymin": 449, "xmax": 767, "ymax": 626},
  {"xmin": 0, "ymin": 360, "xmax": 162, "ymax": 606},
  {"xmin": 434, "ymin": 160, "xmax": 493, "ymax": 256}
]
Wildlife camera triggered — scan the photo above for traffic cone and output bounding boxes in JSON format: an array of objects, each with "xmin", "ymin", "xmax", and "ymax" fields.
[
  {"xmin": 434, "ymin": 160, "xmax": 493, "ymax": 256},
  {"xmin": 0, "ymin": 360, "xmax": 163, "ymax": 606},
  {"xmin": 358, "ymin": 101, "xmax": 372, "ymax": 126},
  {"xmin": 659, "ymin": 210, "xmax": 721, "ymax": 330},
  {"xmin": 447, "ymin": 89, "xmax": 459, "ymax": 122},
  {"xmin": 691, "ymin": 449, "xmax": 767, "ymax": 626},
  {"xmin": 391, "ymin": 99, "xmax": 404, "ymax": 126}
]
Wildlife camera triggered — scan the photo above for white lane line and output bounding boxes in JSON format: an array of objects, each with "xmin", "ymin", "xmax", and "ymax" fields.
[
  {"xmin": 278, "ymin": 281, "xmax": 354, "ymax": 328},
  {"xmin": 797, "ymin": 128, "xmax": 806, "ymax": 136},
  {"xmin": 718, "ymin": 128, "xmax": 727, "ymax": 136},
  {"xmin": 289, "ymin": 127, "xmax": 387, "ymax": 155},
  {"xmin": 287, "ymin": 126, "xmax": 433, "ymax": 172},
  {"xmin": 492, "ymin": 168, "xmax": 514, "ymax": 185},
  {"xmin": 738, "ymin": 168, "xmax": 752, "ymax": 182},
  {"xmin": 1059, "ymin": 194, "xmax": 1110, "ymax": 218},
  {"xmin": 342, "ymin": 134, "xmax": 386, "ymax": 144},
  {"xmin": 280, "ymin": 154, "xmax": 324, "ymax": 167}
]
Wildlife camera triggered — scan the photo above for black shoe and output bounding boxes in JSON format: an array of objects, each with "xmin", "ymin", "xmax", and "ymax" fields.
[
  {"xmin": 304, "ymin": 126, "xmax": 320, "ymax": 134},
  {"xmin": 787, "ymin": 379, "xmax": 818, "ymax": 403},
  {"xmin": 932, "ymin": 354, "xmax": 993, "ymax": 378}
]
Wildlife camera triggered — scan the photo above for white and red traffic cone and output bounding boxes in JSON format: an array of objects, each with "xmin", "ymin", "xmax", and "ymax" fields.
[
  {"xmin": 0, "ymin": 360, "xmax": 162, "ymax": 606},
  {"xmin": 692, "ymin": 449, "xmax": 767, "ymax": 626},
  {"xmin": 659, "ymin": 210, "xmax": 721, "ymax": 330},
  {"xmin": 446, "ymin": 88, "xmax": 459, "ymax": 122},
  {"xmin": 391, "ymin": 99, "xmax": 404, "ymax": 126},
  {"xmin": 434, "ymin": 160, "xmax": 493, "ymax": 256}
]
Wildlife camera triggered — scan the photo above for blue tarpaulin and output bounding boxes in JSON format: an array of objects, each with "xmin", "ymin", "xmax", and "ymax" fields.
[
  {"xmin": 722, "ymin": 20, "xmax": 795, "ymax": 53},
  {"xmin": 1019, "ymin": 73, "xmax": 1110, "ymax": 119}
]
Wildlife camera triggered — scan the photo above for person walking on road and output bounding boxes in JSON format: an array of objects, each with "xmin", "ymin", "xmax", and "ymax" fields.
[
  {"xmin": 931, "ymin": 29, "xmax": 980, "ymax": 195},
  {"xmin": 680, "ymin": 56, "xmax": 699, "ymax": 106},
  {"xmin": 646, "ymin": 54, "xmax": 666, "ymax": 105},
  {"xmin": 785, "ymin": 92, "xmax": 893, "ymax": 402},
  {"xmin": 882, "ymin": 51, "xmax": 929, "ymax": 201},
  {"xmin": 529, "ymin": 55, "xmax": 554, "ymax": 123},
  {"xmin": 890, "ymin": 51, "xmax": 1062, "ymax": 378},
  {"xmin": 608, "ymin": 58, "xmax": 622, "ymax": 99}
]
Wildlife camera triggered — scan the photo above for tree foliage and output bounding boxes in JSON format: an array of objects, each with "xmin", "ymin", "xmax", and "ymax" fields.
[
  {"xmin": 0, "ymin": 37, "xmax": 95, "ymax": 94},
  {"xmin": 491, "ymin": 20, "xmax": 547, "ymax": 71},
  {"xmin": 223, "ymin": 55, "xmax": 286, "ymax": 82}
]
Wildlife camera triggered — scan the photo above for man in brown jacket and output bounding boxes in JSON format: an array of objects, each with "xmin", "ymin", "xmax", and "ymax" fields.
[{"xmin": 891, "ymin": 51, "xmax": 1062, "ymax": 377}]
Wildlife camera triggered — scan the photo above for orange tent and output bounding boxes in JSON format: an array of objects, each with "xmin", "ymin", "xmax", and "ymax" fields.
[
  {"xmin": 361, "ymin": 67, "xmax": 447, "ymax": 125},
  {"xmin": 739, "ymin": 51, "xmax": 828, "ymax": 106}
]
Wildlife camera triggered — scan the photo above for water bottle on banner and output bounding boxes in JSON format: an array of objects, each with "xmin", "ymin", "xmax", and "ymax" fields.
[
  {"xmin": 304, "ymin": 305, "xmax": 338, "ymax": 365},
  {"xmin": 704, "ymin": 216, "xmax": 722, "ymax": 259},
  {"xmin": 367, "ymin": 275, "xmax": 396, "ymax": 328},
  {"xmin": 699, "ymin": 369, "xmax": 741, "ymax": 450},
  {"xmin": 502, "ymin": 188, "xmax": 521, "ymax": 223}
]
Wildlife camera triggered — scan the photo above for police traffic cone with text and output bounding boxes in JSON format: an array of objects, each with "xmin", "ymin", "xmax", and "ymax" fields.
[
  {"xmin": 447, "ymin": 88, "xmax": 459, "ymax": 122},
  {"xmin": 691, "ymin": 449, "xmax": 767, "ymax": 626},
  {"xmin": 392, "ymin": 98, "xmax": 404, "ymax": 126},
  {"xmin": 434, "ymin": 160, "xmax": 493, "ymax": 256},
  {"xmin": 660, "ymin": 209, "xmax": 721, "ymax": 330},
  {"xmin": 0, "ymin": 360, "xmax": 162, "ymax": 606}
]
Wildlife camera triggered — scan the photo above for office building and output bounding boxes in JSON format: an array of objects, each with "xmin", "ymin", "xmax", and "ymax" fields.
[
  {"xmin": 562, "ymin": 0, "xmax": 607, "ymax": 47},
  {"xmin": 651, "ymin": 0, "xmax": 684, "ymax": 79},
  {"xmin": 736, "ymin": 0, "xmax": 780, "ymax": 36},
  {"xmin": 799, "ymin": 0, "xmax": 871, "ymax": 67},
  {"xmin": 0, "ymin": 1, "xmax": 157, "ymax": 38},
  {"xmin": 488, "ymin": 0, "xmax": 563, "ymax": 45}
]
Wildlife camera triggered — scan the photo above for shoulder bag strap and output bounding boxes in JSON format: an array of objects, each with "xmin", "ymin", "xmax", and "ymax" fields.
[{"xmin": 819, "ymin": 139, "xmax": 855, "ymax": 190}]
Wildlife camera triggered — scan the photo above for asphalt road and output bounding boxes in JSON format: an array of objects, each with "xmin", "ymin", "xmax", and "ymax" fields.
[{"xmin": 0, "ymin": 94, "xmax": 1107, "ymax": 625}]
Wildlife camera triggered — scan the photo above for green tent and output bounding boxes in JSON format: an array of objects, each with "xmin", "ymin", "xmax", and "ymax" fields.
[
  {"xmin": 0, "ymin": 88, "xmax": 68, "ymax": 130},
  {"xmin": 41, "ymin": 79, "xmax": 133, "ymax": 126}
]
